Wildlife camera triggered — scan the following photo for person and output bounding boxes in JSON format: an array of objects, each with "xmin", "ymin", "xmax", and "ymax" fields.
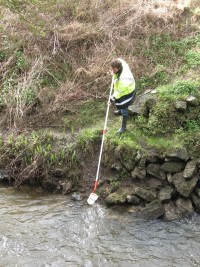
[{"xmin": 110, "ymin": 58, "xmax": 136, "ymax": 133}]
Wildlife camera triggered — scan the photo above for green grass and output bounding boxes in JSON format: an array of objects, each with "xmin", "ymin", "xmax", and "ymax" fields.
[
  {"xmin": 186, "ymin": 49, "xmax": 200, "ymax": 68},
  {"xmin": 62, "ymin": 100, "xmax": 106, "ymax": 130},
  {"xmin": 145, "ymin": 34, "xmax": 200, "ymax": 66},
  {"xmin": 157, "ymin": 79, "xmax": 200, "ymax": 100},
  {"xmin": 144, "ymin": 135, "xmax": 183, "ymax": 151},
  {"xmin": 137, "ymin": 33, "xmax": 200, "ymax": 90}
]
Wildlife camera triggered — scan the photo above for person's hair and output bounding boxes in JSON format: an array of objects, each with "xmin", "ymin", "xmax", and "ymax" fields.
[{"xmin": 111, "ymin": 59, "xmax": 122, "ymax": 69}]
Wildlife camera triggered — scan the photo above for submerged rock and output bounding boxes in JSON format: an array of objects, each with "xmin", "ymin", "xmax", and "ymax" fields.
[
  {"xmin": 164, "ymin": 198, "xmax": 193, "ymax": 221},
  {"xmin": 138, "ymin": 200, "xmax": 164, "ymax": 220},
  {"xmin": 164, "ymin": 202, "xmax": 179, "ymax": 221},
  {"xmin": 60, "ymin": 181, "xmax": 72, "ymax": 195},
  {"xmin": 176, "ymin": 198, "xmax": 194, "ymax": 217},
  {"xmin": 105, "ymin": 192, "xmax": 126, "ymax": 205},
  {"xmin": 105, "ymin": 191, "xmax": 127, "ymax": 205},
  {"xmin": 191, "ymin": 193, "xmax": 200, "ymax": 213},
  {"xmin": 71, "ymin": 192, "xmax": 82, "ymax": 201}
]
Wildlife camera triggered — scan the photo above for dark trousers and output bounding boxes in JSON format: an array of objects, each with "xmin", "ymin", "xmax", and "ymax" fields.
[{"xmin": 120, "ymin": 107, "xmax": 128, "ymax": 117}]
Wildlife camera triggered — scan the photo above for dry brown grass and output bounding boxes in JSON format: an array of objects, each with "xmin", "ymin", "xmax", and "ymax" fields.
[{"xmin": 0, "ymin": 0, "xmax": 199, "ymax": 129}]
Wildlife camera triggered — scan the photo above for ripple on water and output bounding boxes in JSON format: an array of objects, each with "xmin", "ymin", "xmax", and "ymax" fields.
[{"xmin": 0, "ymin": 184, "xmax": 200, "ymax": 266}]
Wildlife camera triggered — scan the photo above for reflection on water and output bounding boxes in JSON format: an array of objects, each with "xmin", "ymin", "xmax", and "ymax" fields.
[{"xmin": 0, "ymin": 184, "xmax": 200, "ymax": 267}]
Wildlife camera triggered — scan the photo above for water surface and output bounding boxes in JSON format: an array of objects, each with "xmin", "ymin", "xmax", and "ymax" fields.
[{"xmin": 0, "ymin": 184, "xmax": 200, "ymax": 267}]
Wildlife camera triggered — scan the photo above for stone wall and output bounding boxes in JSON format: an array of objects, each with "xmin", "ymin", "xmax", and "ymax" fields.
[{"xmin": 103, "ymin": 146, "xmax": 200, "ymax": 220}]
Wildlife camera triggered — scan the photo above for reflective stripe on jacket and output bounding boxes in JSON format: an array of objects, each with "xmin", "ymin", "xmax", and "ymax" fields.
[{"xmin": 115, "ymin": 91, "xmax": 135, "ymax": 109}]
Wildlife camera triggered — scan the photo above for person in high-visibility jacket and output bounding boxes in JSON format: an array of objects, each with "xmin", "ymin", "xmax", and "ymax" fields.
[{"xmin": 110, "ymin": 58, "xmax": 136, "ymax": 133}]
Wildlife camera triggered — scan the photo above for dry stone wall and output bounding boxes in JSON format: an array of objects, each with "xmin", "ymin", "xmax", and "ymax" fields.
[{"xmin": 104, "ymin": 146, "xmax": 200, "ymax": 220}]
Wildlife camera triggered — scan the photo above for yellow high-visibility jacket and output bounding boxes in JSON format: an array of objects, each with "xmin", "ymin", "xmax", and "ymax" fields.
[
  {"xmin": 112, "ymin": 58, "xmax": 135, "ymax": 109},
  {"xmin": 112, "ymin": 58, "xmax": 135, "ymax": 100}
]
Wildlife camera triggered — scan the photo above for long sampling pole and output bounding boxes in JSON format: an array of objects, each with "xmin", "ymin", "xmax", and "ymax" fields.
[{"xmin": 92, "ymin": 77, "xmax": 114, "ymax": 193}]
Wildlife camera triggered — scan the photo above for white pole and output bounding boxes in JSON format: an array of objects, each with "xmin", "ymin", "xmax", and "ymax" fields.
[{"xmin": 93, "ymin": 77, "xmax": 114, "ymax": 191}]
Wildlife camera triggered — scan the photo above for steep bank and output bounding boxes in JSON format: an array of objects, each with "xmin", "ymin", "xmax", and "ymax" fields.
[{"xmin": 1, "ymin": 91, "xmax": 200, "ymax": 220}]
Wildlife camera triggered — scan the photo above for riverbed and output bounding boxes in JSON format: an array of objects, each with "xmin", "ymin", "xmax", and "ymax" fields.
[{"xmin": 0, "ymin": 184, "xmax": 200, "ymax": 267}]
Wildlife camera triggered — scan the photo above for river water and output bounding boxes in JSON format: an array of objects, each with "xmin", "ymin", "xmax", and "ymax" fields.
[{"xmin": 0, "ymin": 184, "xmax": 200, "ymax": 267}]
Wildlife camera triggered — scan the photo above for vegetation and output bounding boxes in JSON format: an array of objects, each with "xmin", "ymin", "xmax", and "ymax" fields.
[{"xmin": 0, "ymin": 0, "xmax": 200, "ymax": 187}]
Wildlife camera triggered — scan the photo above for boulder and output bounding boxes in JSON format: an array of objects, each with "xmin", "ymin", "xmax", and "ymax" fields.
[
  {"xmin": 164, "ymin": 202, "xmax": 179, "ymax": 221},
  {"xmin": 123, "ymin": 160, "xmax": 137, "ymax": 172},
  {"xmin": 167, "ymin": 173, "xmax": 173, "ymax": 184},
  {"xmin": 191, "ymin": 193, "xmax": 200, "ymax": 213},
  {"xmin": 183, "ymin": 160, "xmax": 197, "ymax": 179},
  {"xmin": 197, "ymin": 159, "xmax": 200, "ymax": 169},
  {"xmin": 138, "ymin": 200, "xmax": 164, "ymax": 220},
  {"xmin": 165, "ymin": 148, "xmax": 189, "ymax": 161},
  {"xmin": 186, "ymin": 96, "xmax": 199, "ymax": 106},
  {"xmin": 127, "ymin": 206, "xmax": 141, "ymax": 213},
  {"xmin": 131, "ymin": 167, "xmax": 146, "ymax": 180},
  {"xmin": 144, "ymin": 177, "xmax": 163, "ymax": 189},
  {"xmin": 60, "ymin": 181, "xmax": 72, "ymax": 195},
  {"xmin": 138, "ymin": 156, "xmax": 146, "ymax": 168},
  {"xmin": 175, "ymin": 198, "xmax": 194, "ymax": 217},
  {"xmin": 114, "ymin": 146, "xmax": 137, "ymax": 171},
  {"xmin": 126, "ymin": 195, "xmax": 141, "ymax": 205},
  {"xmin": 146, "ymin": 163, "xmax": 166, "ymax": 180},
  {"xmin": 145, "ymin": 97, "xmax": 157, "ymax": 110},
  {"xmin": 146, "ymin": 154, "xmax": 158, "ymax": 163},
  {"xmin": 191, "ymin": 193, "xmax": 200, "ymax": 212},
  {"xmin": 171, "ymin": 172, "xmax": 198, "ymax": 197},
  {"xmin": 105, "ymin": 191, "xmax": 127, "ymax": 205},
  {"xmin": 195, "ymin": 187, "xmax": 200, "ymax": 198},
  {"xmin": 164, "ymin": 198, "xmax": 194, "ymax": 220},
  {"xmin": 158, "ymin": 186, "xmax": 174, "ymax": 203},
  {"xmin": 175, "ymin": 101, "xmax": 187, "ymax": 111},
  {"xmin": 128, "ymin": 90, "xmax": 157, "ymax": 116},
  {"xmin": 134, "ymin": 187, "xmax": 157, "ymax": 203},
  {"xmin": 161, "ymin": 161, "xmax": 185, "ymax": 173}
]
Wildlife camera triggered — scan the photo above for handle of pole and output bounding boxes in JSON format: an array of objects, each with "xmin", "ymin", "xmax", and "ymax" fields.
[{"xmin": 92, "ymin": 181, "xmax": 98, "ymax": 193}]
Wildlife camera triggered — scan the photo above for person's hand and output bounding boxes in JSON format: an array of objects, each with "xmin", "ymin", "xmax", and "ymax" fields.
[{"xmin": 110, "ymin": 95, "xmax": 115, "ymax": 103}]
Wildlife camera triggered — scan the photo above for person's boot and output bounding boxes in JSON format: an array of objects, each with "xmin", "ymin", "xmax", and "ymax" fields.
[
  {"xmin": 116, "ymin": 115, "xmax": 128, "ymax": 134},
  {"xmin": 114, "ymin": 110, "xmax": 121, "ymax": 116}
]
